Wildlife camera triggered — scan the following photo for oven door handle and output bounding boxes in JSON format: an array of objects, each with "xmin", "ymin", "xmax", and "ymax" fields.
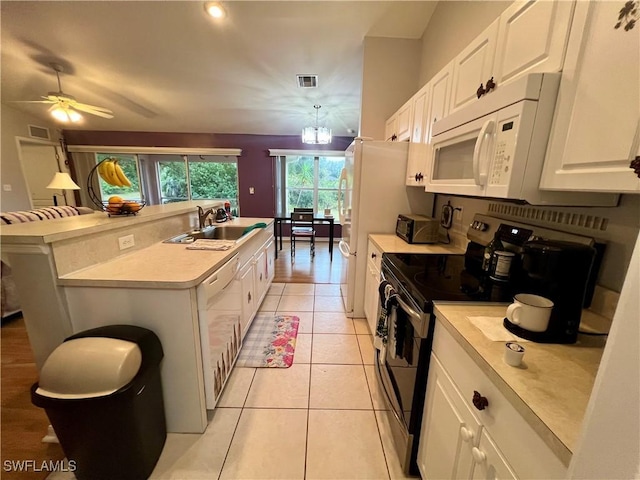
[
  {"xmin": 396, "ymin": 295, "xmax": 422, "ymax": 323},
  {"xmin": 374, "ymin": 348, "xmax": 404, "ymax": 427}
]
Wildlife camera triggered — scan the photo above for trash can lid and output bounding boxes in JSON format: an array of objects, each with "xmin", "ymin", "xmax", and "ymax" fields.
[{"xmin": 36, "ymin": 337, "xmax": 142, "ymax": 399}]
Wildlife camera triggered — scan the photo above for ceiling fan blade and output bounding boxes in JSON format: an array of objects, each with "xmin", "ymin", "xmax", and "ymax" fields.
[
  {"xmin": 11, "ymin": 100, "xmax": 55, "ymax": 104},
  {"xmin": 72, "ymin": 102, "xmax": 114, "ymax": 113},
  {"xmin": 72, "ymin": 103, "xmax": 114, "ymax": 118}
]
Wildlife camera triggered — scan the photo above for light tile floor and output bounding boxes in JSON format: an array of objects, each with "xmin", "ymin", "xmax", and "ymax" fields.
[{"xmin": 149, "ymin": 282, "xmax": 415, "ymax": 480}]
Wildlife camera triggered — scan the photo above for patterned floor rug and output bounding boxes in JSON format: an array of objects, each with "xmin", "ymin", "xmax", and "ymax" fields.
[{"xmin": 236, "ymin": 315, "xmax": 300, "ymax": 368}]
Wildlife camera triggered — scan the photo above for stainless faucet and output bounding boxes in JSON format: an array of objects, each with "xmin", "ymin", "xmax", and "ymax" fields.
[{"xmin": 197, "ymin": 206, "xmax": 215, "ymax": 229}]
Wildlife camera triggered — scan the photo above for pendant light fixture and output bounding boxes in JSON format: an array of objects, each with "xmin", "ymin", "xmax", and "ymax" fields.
[{"xmin": 302, "ymin": 104, "xmax": 332, "ymax": 144}]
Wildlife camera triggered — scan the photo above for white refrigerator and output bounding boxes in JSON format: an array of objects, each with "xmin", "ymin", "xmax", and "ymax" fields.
[{"xmin": 338, "ymin": 138, "xmax": 427, "ymax": 318}]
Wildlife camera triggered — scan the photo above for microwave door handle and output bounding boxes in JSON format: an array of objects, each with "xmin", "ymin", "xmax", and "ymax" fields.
[{"xmin": 472, "ymin": 119, "xmax": 495, "ymax": 186}]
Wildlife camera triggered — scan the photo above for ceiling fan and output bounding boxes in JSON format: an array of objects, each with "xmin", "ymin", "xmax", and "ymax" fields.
[{"xmin": 19, "ymin": 63, "xmax": 114, "ymax": 123}]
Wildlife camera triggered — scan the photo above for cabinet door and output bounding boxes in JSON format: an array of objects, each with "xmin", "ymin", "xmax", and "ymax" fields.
[
  {"xmin": 429, "ymin": 61, "xmax": 454, "ymax": 138},
  {"xmin": 470, "ymin": 431, "xmax": 518, "ymax": 480},
  {"xmin": 363, "ymin": 241, "xmax": 382, "ymax": 335},
  {"xmin": 265, "ymin": 239, "xmax": 275, "ymax": 284},
  {"xmin": 540, "ymin": 1, "xmax": 640, "ymax": 193},
  {"xmin": 494, "ymin": 0, "xmax": 575, "ymax": 86},
  {"xmin": 418, "ymin": 355, "xmax": 479, "ymax": 480},
  {"xmin": 396, "ymin": 99, "xmax": 413, "ymax": 142},
  {"xmin": 238, "ymin": 261, "xmax": 255, "ymax": 337},
  {"xmin": 254, "ymin": 249, "xmax": 267, "ymax": 305},
  {"xmin": 385, "ymin": 114, "xmax": 398, "ymax": 141},
  {"xmin": 450, "ymin": 19, "xmax": 499, "ymax": 114},
  {"xmin": 407, "ymin": 84, "xmax": 431, "ymax": 186}
]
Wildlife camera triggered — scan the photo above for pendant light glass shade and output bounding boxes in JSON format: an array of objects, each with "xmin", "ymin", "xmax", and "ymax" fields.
[{"xmin": 302, "ymin": 105, "xmax": 332, "ymax": 144}]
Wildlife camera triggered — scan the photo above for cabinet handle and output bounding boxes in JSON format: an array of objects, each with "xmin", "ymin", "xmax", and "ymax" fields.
[
  {"xmin": 471, "ymin": 447, "xmax": 486, "ymax": 464},
  {"xmin": 485, "ymin": 76, "xmax": 496, "ymax": 92},
  {"xmin": 472, "ymin": 390, "xmax": 489, "ymax": 411},
  {"xmin": 260, "ymin": 273, "xmax": 263, "ymax": 281},
  {"xmin": 476, "ymin": 83, "xmax": 486, "ymax": 99},
  {"xmin": 247, "ymin": 292, "xmax": 252, "ymax": 303},
  {"xmin": 630, "ymin": 156, "xmax": 640, "ymax": 179},
  {"xmin": 460, "ymin": 426, "xmax": 474, "ymax": 442},
  {"xmin": 371, "ymin": 253, "xmax": 377, "ymax": 259},
  {"xmin": 391, "ymin": 134, "xmax": 398, "ymax": 141}
]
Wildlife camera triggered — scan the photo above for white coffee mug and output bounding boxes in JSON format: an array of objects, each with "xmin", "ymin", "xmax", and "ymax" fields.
[{"xmin": 506, "ymin": 294, "xmax": 554, "ymax": 332}]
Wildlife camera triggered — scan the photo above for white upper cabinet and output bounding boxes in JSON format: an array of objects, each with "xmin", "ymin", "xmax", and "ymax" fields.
[
  {"xmin": 429, "ymin": 61, "xmax": 454, "ymax": 132},
  {"xmin": 493, "ymin": 1, "xmax": 575, "ymax": 85},
  {"xmin": 385, "ymin": 98, "xmax": 413, "ymax": 142},
  {"xmin": 406, "ymin": 82, "xmax": 431, "ymax": 185},
  {"xmin": 540, "ymin": 1, "xmax": 640, "ymax": 193},
  {"xmin": 449, "ymin": 19, "xmax": 499, "ymax": 115}
]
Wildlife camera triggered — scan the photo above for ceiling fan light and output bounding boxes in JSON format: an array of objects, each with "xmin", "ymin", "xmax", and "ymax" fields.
[
  {"xmin": 204, "ymin": 2, "xmax": 226, "ymax": 18},
  {"xmin": 50, "ymin": 106, "xmax": 82, "ymax": 123}
]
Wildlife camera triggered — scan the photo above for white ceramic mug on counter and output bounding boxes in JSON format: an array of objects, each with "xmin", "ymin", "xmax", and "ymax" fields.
[{"xmin": 506, "ymin": 294, "xmax": 554, "ymax": 332}]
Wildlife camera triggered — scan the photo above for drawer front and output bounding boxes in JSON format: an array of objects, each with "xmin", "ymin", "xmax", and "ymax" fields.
[
  {"xmin": 367, "ymin": 240, "xmax": 382, "ymax": 272},
  {"xmin": 432, "ymin": 315, "xmax": 568, "ymax": 479}
]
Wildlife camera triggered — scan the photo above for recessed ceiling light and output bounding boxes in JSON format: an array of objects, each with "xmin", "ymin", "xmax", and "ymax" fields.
[{"xmin": 204, "ymin": 2, "xmax": 226, "ymax": 19}]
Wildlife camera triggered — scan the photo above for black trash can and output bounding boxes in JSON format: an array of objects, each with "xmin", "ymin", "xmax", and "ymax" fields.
[{"xmin": 31, "ymin": 325, "xmax": 166, "ymax": 480}]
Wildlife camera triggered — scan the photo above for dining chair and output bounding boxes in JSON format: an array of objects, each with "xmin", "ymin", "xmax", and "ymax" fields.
[{"xmin": 290, "ymin": 211, "xmax": 315, "ymax": 259}]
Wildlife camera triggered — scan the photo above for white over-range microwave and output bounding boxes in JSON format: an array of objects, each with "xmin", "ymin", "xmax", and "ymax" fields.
[{"xmin": 427, "ymin": 73, "xmax": 618, "ymax": 206}]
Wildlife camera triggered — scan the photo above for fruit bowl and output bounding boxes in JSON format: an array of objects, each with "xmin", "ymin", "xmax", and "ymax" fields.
[{"xmin": 101, "ymin": 200, "xmax": 146, "ymax": 216}]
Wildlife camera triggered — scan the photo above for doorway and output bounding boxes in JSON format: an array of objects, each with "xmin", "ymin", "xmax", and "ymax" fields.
[{"xmin": 16, "ymin": 138, "xmax": 73, "ymax": 208}]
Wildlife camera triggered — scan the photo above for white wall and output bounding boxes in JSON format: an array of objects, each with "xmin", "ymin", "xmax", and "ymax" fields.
[
  {"xmin": 569, "ymin": 232, "xmax": 640, "ymax": 479},
  {"xmin": 419, "ymin": 1, "xmax": 511, "ymax": 85},
  {"xmin": 1, "ymin": 103, "xmax": 59, "ymax": 211},
  {"xmin": 360, "ymin": 36, "xmax": 422, "ymax": 140}
]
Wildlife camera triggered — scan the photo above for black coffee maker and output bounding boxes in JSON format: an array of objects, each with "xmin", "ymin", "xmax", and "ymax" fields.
[{"xmin": 504, "ymin": 239, "xmax": 598, "ymax": 343}]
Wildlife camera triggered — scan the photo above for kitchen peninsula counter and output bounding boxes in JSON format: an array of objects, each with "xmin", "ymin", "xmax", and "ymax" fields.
[
  {"xmin": 433, "ymin": 303, "xmax": 607, "ymax": 465},
  {"xmin": 58, "ymin": 217, "xmax": 273, "ymax": 289}
]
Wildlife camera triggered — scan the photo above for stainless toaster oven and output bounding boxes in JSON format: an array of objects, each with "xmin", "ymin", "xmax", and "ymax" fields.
[{"xmin": 396, "ymin": 214, "xmax": 439, "ymax": 244}]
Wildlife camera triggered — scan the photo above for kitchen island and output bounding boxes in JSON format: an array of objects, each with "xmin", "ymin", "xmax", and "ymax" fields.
[
  {"xmin": 1, "ymin": 201, "xmax": 275, "ymax": 433},
  {"xmin": 424, "ymin": 302, "xmax": 607, "ymax": 478}
]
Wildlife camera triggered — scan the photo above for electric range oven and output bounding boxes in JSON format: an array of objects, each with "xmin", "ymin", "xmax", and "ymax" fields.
[{"xmin": 377, "ymin": 252, "xmax": 512, "ymax": 476}]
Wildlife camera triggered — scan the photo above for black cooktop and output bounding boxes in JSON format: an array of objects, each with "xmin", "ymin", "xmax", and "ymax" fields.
[
  {"xmin": 382, "ymin": 253, "xmax": 468, "ymax": 307},
  {"xmin": 382, "ymin": 252, "xmax": 513, "ymax": 311}
]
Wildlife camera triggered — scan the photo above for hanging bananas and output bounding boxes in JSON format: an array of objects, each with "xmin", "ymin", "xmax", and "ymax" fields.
[{"xmin": 97, "ymin": 158, "xmax": 132, "ymax": 188}]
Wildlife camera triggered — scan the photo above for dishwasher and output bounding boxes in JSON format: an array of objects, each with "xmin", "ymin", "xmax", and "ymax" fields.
[{"xmin": 196, "ymin": 254, "xmax": 243, "ymax": 409}]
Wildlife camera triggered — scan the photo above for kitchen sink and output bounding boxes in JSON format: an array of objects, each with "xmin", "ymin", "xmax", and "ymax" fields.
[{"xmin": 163, "ymin": 225, "xmax": 249, "ymax": 244}]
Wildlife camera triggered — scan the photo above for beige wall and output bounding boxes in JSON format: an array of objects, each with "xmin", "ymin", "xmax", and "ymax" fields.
[
  {"xmin": 359, "ymin": 36, "xmax": 422, "ymax": 140},
  {"xmin": 419, "ymin": 1, "xmax": 512, "ymax": 85},
  {"xmin": 1, "ymin": 104, "xmax": 59, "ymax": 211}
]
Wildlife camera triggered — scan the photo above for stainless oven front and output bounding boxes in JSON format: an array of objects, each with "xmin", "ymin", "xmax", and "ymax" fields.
[{"xmin": 376, "ymin": 261, "xmax": 434, "ymax": 477}]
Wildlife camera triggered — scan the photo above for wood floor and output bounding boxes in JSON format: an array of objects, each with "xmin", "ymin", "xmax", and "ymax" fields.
[{"xmin": 0, "ymin": 239, "xmax": 342, "ymax": 477}]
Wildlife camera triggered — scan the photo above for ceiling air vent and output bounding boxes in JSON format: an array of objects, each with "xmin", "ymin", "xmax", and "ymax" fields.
[
  {"xmin": 297, "ymin": 75, "xmax": 318, "ymax": 88},
  {"xmin": 28, "ymin": 125, "xmax": 51, "ymax": 140}
]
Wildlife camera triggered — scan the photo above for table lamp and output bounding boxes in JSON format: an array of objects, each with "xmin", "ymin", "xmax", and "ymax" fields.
[{"xmin": 46, "ymin": 172, "xmax": 80, "ymax": 206}]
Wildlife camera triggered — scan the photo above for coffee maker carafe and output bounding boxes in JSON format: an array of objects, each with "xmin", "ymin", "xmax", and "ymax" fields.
[{"xmin": 504, "ymin": 239, "xmax": 597, "ymax": 343}]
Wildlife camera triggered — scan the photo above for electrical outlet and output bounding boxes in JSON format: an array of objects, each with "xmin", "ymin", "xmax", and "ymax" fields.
[
  {"xmin": 454, "ymin": 206, "xmax": 464, "ymax": 221},
  {"xmin": 3, "ymin": 184, "xmax": 12, "ymax": 192},
  {"xmin": 249, "ymin": 187, "xmax": 255, "ymax": 195},
  {"xmin": 118, "ymin": 234, "xmax": 135, "ymax": 250}
]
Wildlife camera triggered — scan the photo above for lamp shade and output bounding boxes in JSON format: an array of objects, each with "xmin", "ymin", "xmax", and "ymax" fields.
[{"xmin": 46, "ymin": 172, "xmax": 80, "ymax": 190}]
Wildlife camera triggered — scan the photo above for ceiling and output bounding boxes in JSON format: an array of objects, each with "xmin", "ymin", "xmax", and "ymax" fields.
[{"xmin": 1, "ymin": 1, "xmax": 437, "ymax": 137}]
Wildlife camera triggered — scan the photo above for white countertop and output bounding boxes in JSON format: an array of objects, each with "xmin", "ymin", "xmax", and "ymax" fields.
[
  {"xmin": 58, "ymin": 217, "xmax": 274, "ymax": 289},
  {"xmin": 368, "ymin": 233, "xmax": 467, "ymax": 255},
  {"xmin": 0, "ymin": 200, "xmax": 222, "ymax": 245},
  {"xmin": 434, "ymin": 303, "xmax": 607, "ymax": 464}
]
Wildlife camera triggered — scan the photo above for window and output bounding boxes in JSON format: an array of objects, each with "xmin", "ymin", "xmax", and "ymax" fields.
[
  {"xmin": 156, "ymin": 155, "xmax": 239, "ymax": 212},
  {"xmin": 276, "ymin": 153, "xmax": 345, "ymax": 216},
  {"xmin": 95, "ymin": 153, "xmax": 143, "ymax": 201}
]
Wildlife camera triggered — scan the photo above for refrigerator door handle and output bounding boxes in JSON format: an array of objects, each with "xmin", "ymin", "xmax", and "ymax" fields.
[
  {"xmin": 337, "ymin": 167, "xmax": 348, "ymax": 225},
  {"xmin": 338, "ymin": 240, "xmax": 354, "ymax": 258}
]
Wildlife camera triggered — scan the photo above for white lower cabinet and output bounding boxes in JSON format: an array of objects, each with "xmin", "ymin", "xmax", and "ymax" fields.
[
  {"xmin": 363, "ymin": 240, "xmax": 382, "ymax": 336},
  {"xmin": 239, "ymin": 237, "xmax": 274, "ymax": 337},
  {"xmin": 418, "ymin": 316, "xmax": 567, "ymax": 479},
  {"xmin": 238, "ymin": 259, "xmax": 256, "ymax": 337},
  {"xmin": 418, "ymin": 355, "xmax": 479, "ymax": 480}
]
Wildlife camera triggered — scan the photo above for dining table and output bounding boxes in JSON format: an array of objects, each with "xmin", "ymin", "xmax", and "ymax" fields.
[{"xmin": 273, "ymin": 213, "xmax": 335, "ymax": 260}]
